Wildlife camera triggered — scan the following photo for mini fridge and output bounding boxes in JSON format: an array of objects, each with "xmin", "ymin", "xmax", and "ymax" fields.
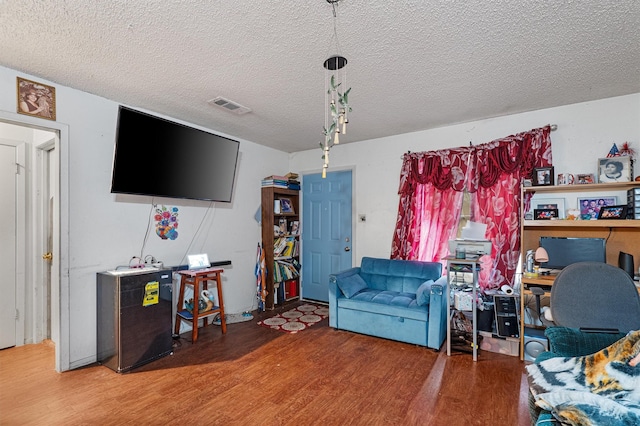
[{"xmin": 97, "ymin": 268, "xmax": 173, "ymax": 372}]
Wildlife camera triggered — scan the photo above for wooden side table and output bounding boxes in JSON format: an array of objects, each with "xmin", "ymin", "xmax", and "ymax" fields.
[{"xmin": 174, "ymin": 267, "xmax": 226, "ymax": 343}]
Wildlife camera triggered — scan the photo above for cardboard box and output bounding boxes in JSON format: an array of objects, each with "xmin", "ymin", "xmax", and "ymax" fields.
[{"xmin": 479, "ymin": 330, "xmax": 519, "ymax": 357}]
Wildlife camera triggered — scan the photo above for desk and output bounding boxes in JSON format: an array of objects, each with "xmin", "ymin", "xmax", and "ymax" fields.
[
  {"xmin": 174, "ymin": 268, "xmax": 226, "ymax": 343},
  {"xmin": 519, "ymin": 274, "xmax": 555, "ymax": 360}
]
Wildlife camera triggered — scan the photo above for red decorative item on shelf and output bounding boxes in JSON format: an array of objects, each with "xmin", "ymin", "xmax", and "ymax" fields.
[{"xmin": 619, "ymin": 141, "xmax": 636, "ymax": 157}]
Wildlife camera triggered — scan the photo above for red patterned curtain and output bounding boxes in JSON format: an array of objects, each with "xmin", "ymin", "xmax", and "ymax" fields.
[{"xmin": 391, "ymin": 126, "xmax": 552, "ymax": 289}]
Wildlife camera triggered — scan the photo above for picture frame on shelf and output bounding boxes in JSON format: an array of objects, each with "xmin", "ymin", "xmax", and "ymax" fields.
[
  {"xmin": 597, "ymin": 156, "xmax": 632, "ymax": 183},
  {"xmin": 533, "ymin": 167, "xmax": 554, "ymax": 186},
  {"xmin": 557, "ymin": 173, "xmax": 575, "ymax": 185},
  {"xmin": 576, "ymin": 173, "xmax": 595, "ymax": 184},
  {"xmin": 531, "ymin": 198, "xmax": 566, "ymax": 219},
  {"xmin": 597, "ymin": 205, "xmax": 628, "ymax": 220},
  {"xmin": 533, "ymin": 208, "xmax": 558, "ymax": 220},
  {"xmin": 289, "ymin": 220, "xmax": 299, "ymax": 235},
  {"xmin": 578, "ymin": 197, "xmax": 617, "ymax": 220},
  {"xmin": 280, "ymin": 198, "xmax": 294, "ymax": 213}
]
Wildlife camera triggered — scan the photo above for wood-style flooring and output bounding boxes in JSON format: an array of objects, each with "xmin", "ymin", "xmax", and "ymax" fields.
[{"xmin": 0, "ymin": 304, "xmax": 532, "ymax": 425}]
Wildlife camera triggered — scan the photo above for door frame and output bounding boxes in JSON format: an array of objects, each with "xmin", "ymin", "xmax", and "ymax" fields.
[
  {"xmin": 300, "ymin": 165, "xmax": 356, "ymax": 298},
  {"xmin": 0, "ymin": 110, "xmax": 70, "ymax": 372}
]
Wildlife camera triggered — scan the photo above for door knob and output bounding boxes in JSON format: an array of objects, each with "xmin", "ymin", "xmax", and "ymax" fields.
[
  {"xmin": 42, "ymin": 252, "xmax": 53, "ymax": 261},
  {"xmin": 344, "ymin": 247, "xmax": 351, "ymax": 252}
]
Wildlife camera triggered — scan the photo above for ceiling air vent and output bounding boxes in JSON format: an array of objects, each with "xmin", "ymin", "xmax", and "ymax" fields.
[{"xmin": 207, "ymin": 96, "xmax": 252, "ymax": 115}]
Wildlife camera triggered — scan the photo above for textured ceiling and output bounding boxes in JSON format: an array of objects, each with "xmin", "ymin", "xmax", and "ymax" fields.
[{"xmin": 1, "ymin": 1, "xmax": 639, "ymax": 152}]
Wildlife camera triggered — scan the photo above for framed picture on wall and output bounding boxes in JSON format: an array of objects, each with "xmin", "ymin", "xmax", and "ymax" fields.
[
  {"xmin": 533, "ymin": 167, "xmax": 554, "ymax": 186},
  {"xmin": 597, "ymin": 157, "xmax": 632, "ymax": 183},
  {"xmin": 16, "ymin": 76, "xmax": 56, "ymax": 121}
]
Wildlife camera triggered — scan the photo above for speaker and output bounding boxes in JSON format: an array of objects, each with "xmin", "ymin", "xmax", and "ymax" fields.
[
  {"xmin": 524, "ymin": 327, "xmax": 549, "ymax": 362},
  {"xmin": 619, "ymin": 251, "xmax": 635, "ymax": 278}
]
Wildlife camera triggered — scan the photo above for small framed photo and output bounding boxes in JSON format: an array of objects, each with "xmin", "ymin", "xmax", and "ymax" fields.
[
  {"xmin": 533, "ymin": 208, "xmax": 558, "ymax": 220},
  {"xmin": 289, "ymin": 220, "xmax": 300, "ymax": 235},
  {"xmin": 597, "ymin": 205, "xmax": 628, "ymax": 220},
  {"xmin": 557, "ymin": 173, "xmax": 575, "ymax": 185},
  {"xmin": 17, "ymin": 77, "xmax": 56, "ymax": 120},
  {"xmin": 578, "ymin": 197, "xmax": 617, "ymax": 220},
  {"xmin": 533, "ymin": 198, "xmax": 565, "ymax": 219},
  {"xmin": 597, "ymin": 157, "xmax": 632, "ymax": 183},
  {"xmin": 576, "ymin": 173, "xmax": 595, "ymax": 184},
  {"xmin": 533, "ymin": 167, "xmax": 554, "ymax": 186},
  {"xmin": 279, "ymin": 198, "xmax": 294, "ymax": 213}
]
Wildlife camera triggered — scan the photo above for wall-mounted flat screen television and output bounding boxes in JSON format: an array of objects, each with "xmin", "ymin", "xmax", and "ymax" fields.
[
  {"xmin": 111, "ymin": 106, "xmax": 240, "ymax": 202},
  {"xmin": 538, "ymin": 237, "xmax": 606, "ymax": 270}
]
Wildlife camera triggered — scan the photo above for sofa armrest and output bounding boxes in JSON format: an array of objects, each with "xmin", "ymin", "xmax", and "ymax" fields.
[
  {"xmin": 328, "ymin": 267, "xmax": 361, "ymax": 328},
  {"xmin": 427, "ymin": 276, "xmax": 448, "ymax": 350}
]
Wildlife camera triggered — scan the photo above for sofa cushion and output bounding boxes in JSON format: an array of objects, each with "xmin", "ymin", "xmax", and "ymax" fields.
[
  {"xmin": 359, "ymin": 257, "xmax": 441, "ymax": 293},
  {"xmin": 416, "ymin": 280, "xmax": 433, "ymax": 306},
  {"xmin": 337, "ymin": 273, "xmax": 368, "ymax": 298}
]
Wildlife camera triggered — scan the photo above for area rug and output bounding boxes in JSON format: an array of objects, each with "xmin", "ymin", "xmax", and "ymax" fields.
[{"xmin": 258, "ymin": 304, "xmax": 329, "ymax": 334}]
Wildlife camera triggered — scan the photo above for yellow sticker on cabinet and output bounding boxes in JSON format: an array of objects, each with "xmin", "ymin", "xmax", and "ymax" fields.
[{"xmin": 143, "ymin": 281, "xmax": 160, "ymax": 306}]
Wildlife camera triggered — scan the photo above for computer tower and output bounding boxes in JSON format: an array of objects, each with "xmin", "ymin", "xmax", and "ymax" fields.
[
  {"xmin": 494, "ymin": 294, "xmax": 519, "ymax": 338},
  {"xmin": 523, "ymin": 327, "xmax": 549, "ymax": 362}
]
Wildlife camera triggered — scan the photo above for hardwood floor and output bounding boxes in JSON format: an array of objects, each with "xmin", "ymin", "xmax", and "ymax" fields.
[{"xmin": 0, "ymin": 304, "xmax": 532, "ymax": 425}]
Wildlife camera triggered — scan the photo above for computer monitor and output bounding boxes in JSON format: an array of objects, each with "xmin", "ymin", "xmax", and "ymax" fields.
[{"xmin": 538, "ymin": 237, "xmax": 606, "ymax": 270}]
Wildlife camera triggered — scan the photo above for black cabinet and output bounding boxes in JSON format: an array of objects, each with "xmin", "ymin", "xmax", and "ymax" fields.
[{"xmin": 97, "ymin": 268, "xmax": 173, "ymax": 372}]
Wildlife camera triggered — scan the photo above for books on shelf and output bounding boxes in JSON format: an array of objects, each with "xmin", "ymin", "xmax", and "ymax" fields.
[
  {"xmin": 273, "ymin": 236, "xmax": 299, "ymax": 257},
  {"xmin": 262, "ymin": 173, "xmax": 300, "ymax": 190},
  {"xmin": 273, "ymin": 258, "xmax": 301, "ymax": 283}
]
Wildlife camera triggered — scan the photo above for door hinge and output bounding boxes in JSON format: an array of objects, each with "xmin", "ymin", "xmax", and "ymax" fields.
[{"xmin": 15, "ymin": 309, "xmax": 19, "ymax": 320}]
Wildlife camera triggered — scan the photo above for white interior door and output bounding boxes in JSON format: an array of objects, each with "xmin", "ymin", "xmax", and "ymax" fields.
[{"xmin": 0, "ymin": 143, "xmax": 17, "ymax": 349}]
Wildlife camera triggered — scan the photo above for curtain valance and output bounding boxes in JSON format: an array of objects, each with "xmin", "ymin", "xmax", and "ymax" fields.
[{"xmin": 399, "ymin": 126, "xmax": 552, "ymax": 195}]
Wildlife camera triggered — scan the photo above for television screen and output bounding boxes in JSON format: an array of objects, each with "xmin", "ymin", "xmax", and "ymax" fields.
[
  {"xmin": 111, "ymin": 106, "xmax": 240, "ymax": 202},
  {"xmin": 538, "ymin": 237, "xmax": 606, "ymax": 270}
]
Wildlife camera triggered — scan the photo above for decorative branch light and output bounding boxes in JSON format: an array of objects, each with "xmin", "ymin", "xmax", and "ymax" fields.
[{"xmin": 321, "ymin": 0, "xmax": 352, "ymax": 178}]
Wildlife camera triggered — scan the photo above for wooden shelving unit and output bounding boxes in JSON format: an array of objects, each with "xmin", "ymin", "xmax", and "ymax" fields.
[
  {"xmin": 519, "ymin": 181, "xmax": 640, "ymax": 360},
  {"xmin": 261, "ymin": 186, "xmax": 301, "ymax": 310}
]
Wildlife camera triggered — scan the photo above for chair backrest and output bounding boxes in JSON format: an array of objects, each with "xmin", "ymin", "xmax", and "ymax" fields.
[{"xmin": 550, "ymin": 261, "xmax": 640, "ymax": 332}]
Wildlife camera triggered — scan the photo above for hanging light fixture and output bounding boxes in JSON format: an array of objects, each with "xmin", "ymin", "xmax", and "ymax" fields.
[{"xmin": 321, "ymin": 0, "xmax": 352, "ymax": 178}]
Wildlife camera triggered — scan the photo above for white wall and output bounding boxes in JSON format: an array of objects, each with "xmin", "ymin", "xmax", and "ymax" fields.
[
  {"xmin": 2, "ymin": 60, "xmax": 638, "ymax": 370},
  {"xmin": 0, "ymin": 65, "xmax": 290, "ymax": 368},
  {"xmin": 290, "ymin": 93, "xmax": 640, "ymax": 264}
]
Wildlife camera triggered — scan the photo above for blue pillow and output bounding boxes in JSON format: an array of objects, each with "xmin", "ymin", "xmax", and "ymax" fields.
[
  {"xmin": 416, "ymin": 280, "xmax": 434, "ymax": 306},
  {"xmin": 337, "ymin": 274, "xmax": 368, "ymax": 298}
]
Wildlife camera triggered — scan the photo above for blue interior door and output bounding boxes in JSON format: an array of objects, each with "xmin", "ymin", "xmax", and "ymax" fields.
[{"xmin": 301, "ymin": 170, "xmax": 352, "ymax": 302}]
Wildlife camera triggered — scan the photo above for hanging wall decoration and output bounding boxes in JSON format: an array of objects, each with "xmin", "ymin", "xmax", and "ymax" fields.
[
  {"xmin": 155, "ymin": 206, "xmax": 179, "ymax": 240},
  {"xmin": 17, "ymin": 76, "xmax": 56, "ymax": 120}
]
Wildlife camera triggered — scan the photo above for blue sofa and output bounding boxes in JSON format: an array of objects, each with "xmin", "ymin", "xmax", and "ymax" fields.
[{"xmin": 328, "ymin": 257, "xmax": 448, "ymax": 349}]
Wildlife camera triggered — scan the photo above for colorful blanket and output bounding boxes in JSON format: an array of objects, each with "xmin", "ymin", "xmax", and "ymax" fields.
[{"xmin": 526, "ymin": 330, "xmax": 640, "ymax": 425}]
